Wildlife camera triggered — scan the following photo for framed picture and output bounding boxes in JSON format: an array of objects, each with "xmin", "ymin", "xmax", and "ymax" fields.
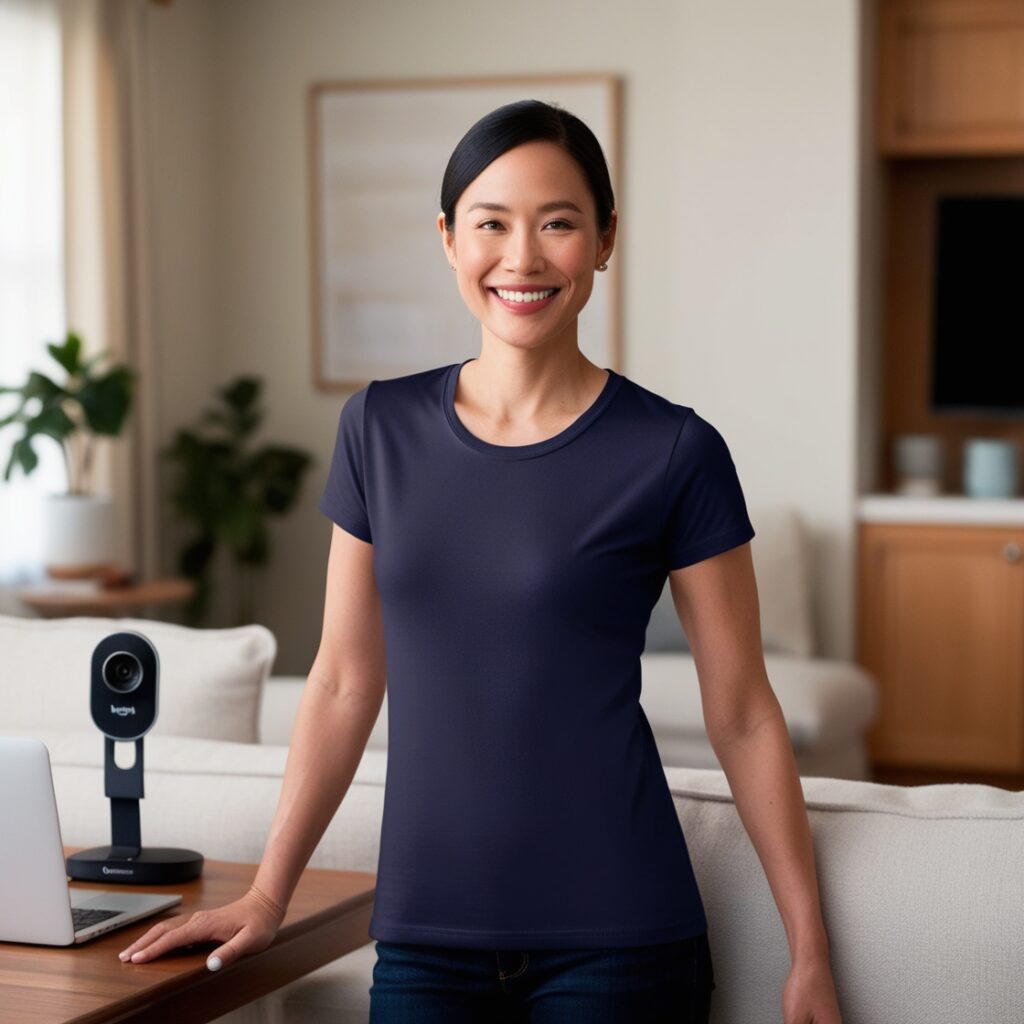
[{"xmin": 307, "ymin": 74, "xmax": 621, "ymax": 391}]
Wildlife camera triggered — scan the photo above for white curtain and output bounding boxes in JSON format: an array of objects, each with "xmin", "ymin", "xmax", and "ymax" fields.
[
  {"xmin": 0, "ymin": 0, "xmax": 159, "ymax": 593},
  {"xmin": 0, "ymin": 0, "xmax": 66, "ymax": 586}
]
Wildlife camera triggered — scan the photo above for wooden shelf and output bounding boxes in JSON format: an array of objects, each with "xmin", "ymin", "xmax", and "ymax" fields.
[{"xmin": 14, "ymin": 578, "xmax": 196, "ymax": 618}]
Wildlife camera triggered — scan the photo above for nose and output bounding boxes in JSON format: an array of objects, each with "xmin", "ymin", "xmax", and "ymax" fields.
[{"xmin": 503, "ymin": 228, "xmax": 545, "ymax": 275}]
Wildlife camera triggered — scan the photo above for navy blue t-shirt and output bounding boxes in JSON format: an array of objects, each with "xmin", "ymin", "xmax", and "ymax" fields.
[{"xmin": 318, "ymin": 358, "xmax": 755, "ymax": 950}]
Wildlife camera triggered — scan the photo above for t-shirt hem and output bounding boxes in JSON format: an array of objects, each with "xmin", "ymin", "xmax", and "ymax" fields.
[
  {"xmin": 668, "ymin": 523, "xmax": 755, "ymax": 570},
  {"xmin": 317, "ymin": 494, "xmax": 372, "ymax": 544},
  {"xmin": 368, "ymin": 915, "xmax": 709, "ymax": 950}
]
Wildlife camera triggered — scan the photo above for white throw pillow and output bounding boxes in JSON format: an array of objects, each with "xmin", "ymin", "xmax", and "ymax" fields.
[
  {"xmin": 747, "ymin": 505, "xmax": 815, "ymax": 658},
  {"xmin": 646, "ymin": 504, "xmax": 815, "ymax": 658},
  {"xmin": 0, "ymin": 615, "xmax": 276, "ymax": 743}
]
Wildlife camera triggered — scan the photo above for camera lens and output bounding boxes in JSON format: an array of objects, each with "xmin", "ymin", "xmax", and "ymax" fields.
[{"xmin": 102, "ymin": 651, "xmax": 143, "ymax": 694}]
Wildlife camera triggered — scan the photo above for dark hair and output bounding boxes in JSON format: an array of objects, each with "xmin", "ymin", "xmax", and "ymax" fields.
[{"xmin": 440, "ymin": 99, "xmax": 615, "ymax": 235}]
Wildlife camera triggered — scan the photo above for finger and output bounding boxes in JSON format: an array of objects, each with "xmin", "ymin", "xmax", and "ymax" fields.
[
  {"xmin": 118, "ymin": 918, "xmax": 179, "ymax": 961},
  {"xmin": 126, "ymin": 917, "xmax": 216, "ymax": 964},
  {"xmin": 205, "ymin": 926, "xmax": 252, "ymax": 972}
]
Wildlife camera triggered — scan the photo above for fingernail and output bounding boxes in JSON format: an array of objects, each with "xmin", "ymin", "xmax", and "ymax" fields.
[
  {"xmin": 207, "ymin": 956, "xmax": 223, "ymax": 972},
  {"xmin": 118, "ymin": 951, "xmax": 129, "ymax": 961},
  {"xmin": 131, "ymin": 952, "xmax": 145, "ymax": 962}
]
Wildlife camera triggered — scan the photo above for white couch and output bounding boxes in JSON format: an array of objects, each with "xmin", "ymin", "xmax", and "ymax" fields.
[
  {"xmin": 4, "ymin": 717, "xmax": 1022, "ymax": 1023},
  {"xmin": 16, "ymin": 507, "xmax": 994, "ymax": 1022}
]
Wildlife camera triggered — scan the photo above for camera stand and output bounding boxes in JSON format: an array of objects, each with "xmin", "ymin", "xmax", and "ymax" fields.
[{"xmin": 65, "ymin": 736, "xmax": 204, "ymax": 885}]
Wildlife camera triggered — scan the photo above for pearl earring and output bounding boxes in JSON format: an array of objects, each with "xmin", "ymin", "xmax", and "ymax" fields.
[{"xmin": 597, "ymin": 262, "xmax": 609, "ymax": 272}]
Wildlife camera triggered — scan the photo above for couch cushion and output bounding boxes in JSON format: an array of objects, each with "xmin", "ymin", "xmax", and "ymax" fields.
[
  {"xmin": 747, "ymin": 504, "xmax": 815, "ymax": 657},
  {"xmin": 667, "ymin": 766, "xmax": 1024, "ymax": 1024},
  {"xmin": 645, "ymin": 504, "xmax": 815, "ymax": 658},
  {"xmin": 0, "ymin": 615, "xmax": 275, "ymax": 743},
  {"xmin": 640, "ymin": 651, "xmax": 878, "ymax": 754}
]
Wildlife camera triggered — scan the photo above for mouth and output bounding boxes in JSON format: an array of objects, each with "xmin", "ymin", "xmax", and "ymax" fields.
[{"xmin": 488, "ymin": 286, "xmax": 561, "ymax": 314}]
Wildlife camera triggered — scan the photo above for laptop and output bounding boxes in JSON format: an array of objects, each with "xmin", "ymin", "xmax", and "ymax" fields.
[{"xmin": 0, "ymin": 736, "xmax": 182, "ymax": 946}]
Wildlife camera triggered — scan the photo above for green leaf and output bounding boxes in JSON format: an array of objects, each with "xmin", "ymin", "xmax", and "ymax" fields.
[
  {"xmin": 180, "ymin": 535, "xmax": 216, "ymax": 578},
  {"xmin": 246, "ymin": 446, "xmax": 313, "ymax": 513},
  {"xmin": 12, "ymin": 437, "xmax": 38, "ymax": 476},
  {"xmin": 222, "ymin": 377, "xmax": 261, "ymax": 413},
  {"xmin": 77, "ymin": 366, "xmax": 135, "ymax": 435},
  {"xmin": 21, "ymin": 371, "xmax": 65, "ymax": 402},
  {"xmin": 28, "ymin": 404, "xmax": 75, "ymax": 441},
  {"xmin": 47, "ymin": 332, "xmax": 83, "ymax": 375}
]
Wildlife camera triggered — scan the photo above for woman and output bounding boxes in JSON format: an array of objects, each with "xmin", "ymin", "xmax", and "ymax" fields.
[{"xmin": 119, "ymin": 100, "xmax": 843, "ymax": 1024}]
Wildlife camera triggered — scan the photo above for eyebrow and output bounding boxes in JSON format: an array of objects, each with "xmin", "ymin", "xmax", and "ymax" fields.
[{"xmin": 465, "ymin": 200, "xmax": 585, "ymax": 215}]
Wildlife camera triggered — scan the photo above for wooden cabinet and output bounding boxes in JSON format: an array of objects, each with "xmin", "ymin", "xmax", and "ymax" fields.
[
  {"xmin": 879, "ymin": 0, "xmax": 1024, "ymax": 155},
  {"xmin": 857, "ymin": 521, "xmax": 1024, "ymax": 772}
]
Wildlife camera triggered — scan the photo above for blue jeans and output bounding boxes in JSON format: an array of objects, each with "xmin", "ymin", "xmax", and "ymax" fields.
[{"xmin": 368, "ymin": 931, "xmax": 716, "ymax": 1023}]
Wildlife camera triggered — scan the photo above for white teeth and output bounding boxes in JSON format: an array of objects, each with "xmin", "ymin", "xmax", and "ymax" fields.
[{"xmin": 496, "ymin": 288, "xmax": 555, "ymax": 303}]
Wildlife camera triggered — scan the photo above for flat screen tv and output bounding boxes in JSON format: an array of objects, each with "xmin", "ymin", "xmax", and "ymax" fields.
[{"xmin": 930, "ymin": 195, "xmax": 1024, "ymax": 417}]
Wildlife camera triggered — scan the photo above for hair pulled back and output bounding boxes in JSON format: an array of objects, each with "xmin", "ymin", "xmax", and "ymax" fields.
[{"xmin": 440, "ymin": 99, "xmax": 615, "ymax": 235}]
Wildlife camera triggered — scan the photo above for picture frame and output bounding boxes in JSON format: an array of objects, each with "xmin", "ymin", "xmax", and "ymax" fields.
[{"xmin": 307, "ymin": 74, "xmax": 622, "ymax": 391}]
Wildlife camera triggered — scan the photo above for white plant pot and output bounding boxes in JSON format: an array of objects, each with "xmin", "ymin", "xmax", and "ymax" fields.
[{"xmin": 44, "ymin": 494, "xmax": 116, "ymax": 578}]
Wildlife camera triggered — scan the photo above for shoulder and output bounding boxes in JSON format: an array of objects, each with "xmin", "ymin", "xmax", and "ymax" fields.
[
  {"xmin": 613, "ymin": 373, "xmax": 698, "ymax": 441},
  {"xmin": 339, "ymin": 363, "xmax": 452, "ymax": 425},
  {"xmin": 364, "ymin": 363, "xmax": 452, "ymax": 413},
  {"xmin": 611, "ymin": 376, "xmax": 740, "ymax": 474}
]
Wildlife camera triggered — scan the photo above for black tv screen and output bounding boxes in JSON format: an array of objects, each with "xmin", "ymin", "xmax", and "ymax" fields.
[{"xmin": 931, "ymin": 195, "xmax": 1024, "ymax": 416}]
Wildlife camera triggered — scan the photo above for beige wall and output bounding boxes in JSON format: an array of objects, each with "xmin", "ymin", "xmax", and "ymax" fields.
[{"xmin": 144, "ymin": 0, "xmax": 869, "ymax": 673}]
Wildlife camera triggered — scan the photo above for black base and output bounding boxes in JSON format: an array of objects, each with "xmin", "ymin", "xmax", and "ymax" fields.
[{"xmin": 66, "ymin": 846, "xmax": 204, "ymax": 885}]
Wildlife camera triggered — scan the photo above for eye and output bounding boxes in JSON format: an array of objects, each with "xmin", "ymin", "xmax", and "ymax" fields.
[
  {"xmin": 544, "ymin": 219, "xmax": 574, "ymax": 230},
  {"xmin": 477, "ymin": 220, "xmax": 503, "ymax": 230}
]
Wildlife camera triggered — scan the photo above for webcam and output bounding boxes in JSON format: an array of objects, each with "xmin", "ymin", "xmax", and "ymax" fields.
[
  {"xmin": 65, "ymin": 631, "xmax": 204, "ymax": 885},
  {"xmin": 90, "ymin": 631, "xmax": 159, "ymax": 740}
]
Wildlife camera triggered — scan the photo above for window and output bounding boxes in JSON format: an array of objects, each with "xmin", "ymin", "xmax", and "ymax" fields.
[{"xmin": 0, "ymin": 0, "xmax": 66, "ymax": 585}]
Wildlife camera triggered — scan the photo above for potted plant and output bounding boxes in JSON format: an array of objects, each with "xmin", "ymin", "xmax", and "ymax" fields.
[
  {"xmin": 162, "ymin": 375, "xmax": 313, "ymax": 626},
  {"xmin": 0, "ymin": 330, "xmax": 136, "ymax": 576}
]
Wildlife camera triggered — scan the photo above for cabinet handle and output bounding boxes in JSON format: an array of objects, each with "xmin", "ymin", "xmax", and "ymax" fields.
[{"xmin": 1004, "ymin": 542, "xmax": 1022, "ymax": 563}]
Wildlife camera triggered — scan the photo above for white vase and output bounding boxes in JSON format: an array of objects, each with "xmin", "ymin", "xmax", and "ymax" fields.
[{"xmin": 44, "ymin": 494, "xmax": 116, "ymax": 578}]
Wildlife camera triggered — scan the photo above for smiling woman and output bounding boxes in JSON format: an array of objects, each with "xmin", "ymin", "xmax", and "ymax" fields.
[{"xmin": 117, "ymin": 98, "xmax": 841, "ymax": 1024}]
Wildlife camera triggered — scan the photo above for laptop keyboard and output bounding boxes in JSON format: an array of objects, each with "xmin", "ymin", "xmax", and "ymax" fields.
[{"xmin": 72, "ymin": 907, "xmax": 122, "ymax": 930}]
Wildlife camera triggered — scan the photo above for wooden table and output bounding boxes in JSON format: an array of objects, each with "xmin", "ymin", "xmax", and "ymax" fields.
[{"xmin": 0, "ymin": 854, "xmax": 376, "ymax": 1024}]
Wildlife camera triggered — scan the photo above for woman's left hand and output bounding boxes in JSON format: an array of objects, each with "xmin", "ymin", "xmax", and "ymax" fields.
[{"xmin": 781, "ymin": 954, "xmax": 844, "ymax": 1023}]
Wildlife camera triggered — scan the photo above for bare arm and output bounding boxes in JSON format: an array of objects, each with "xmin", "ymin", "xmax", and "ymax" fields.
[
  {"xmin": 250, "ymin": 525, "xmax": 386, "ymax": 911},
  {"xmin": 119, "ymin": 524, "xmax": 386, "ymax": 968},
  {"xmin": 669, "ymin": 543, "xmax": 842, "ymax": 1020}
]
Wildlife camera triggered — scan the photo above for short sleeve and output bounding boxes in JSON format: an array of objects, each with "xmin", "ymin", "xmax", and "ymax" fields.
[
  {"xmin": 318, "ymin": 384, "xmax": 372, "ymax": 543},
  {"xmin": 662, "ymin": 409, "xmax": 755, "ymax": 570}
]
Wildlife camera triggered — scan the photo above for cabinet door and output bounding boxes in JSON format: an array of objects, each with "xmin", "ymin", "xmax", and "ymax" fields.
[
  {"xmin": 858, "ymin": 523, "xmax": 1024, "ymax": 771},
  {"xmin": 879, "ymin": 0, "xmax": 1024, "ymax": 155}
]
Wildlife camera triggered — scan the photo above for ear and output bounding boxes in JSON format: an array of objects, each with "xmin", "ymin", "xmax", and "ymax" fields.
[
  {"xmin": 437, "ymin": 212, "xmax": 455, "ymax": 267},
  {"xmin": 597, "ymin": 209, "xmax": 618, "ymax": 265}
]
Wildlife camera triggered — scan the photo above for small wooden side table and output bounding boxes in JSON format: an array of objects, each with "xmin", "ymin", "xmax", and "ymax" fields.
[
  {"xmin": 13, "ymin": 578, "xmax": 196, "ymax": 619},
  {"xmin": 0, "ymin": 852, "xmax": 376, "ymax": 1024}
]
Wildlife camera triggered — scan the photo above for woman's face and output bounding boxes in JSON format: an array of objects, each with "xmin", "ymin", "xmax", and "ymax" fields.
[{"xmin": 438, "ymin": 140, "xmax": 616, "ymax": 354}]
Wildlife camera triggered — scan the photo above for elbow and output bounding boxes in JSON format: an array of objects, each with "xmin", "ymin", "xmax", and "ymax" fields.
[{"xmin": 703, "ymin": 678, "xmax": 783, "ymax": 750}]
